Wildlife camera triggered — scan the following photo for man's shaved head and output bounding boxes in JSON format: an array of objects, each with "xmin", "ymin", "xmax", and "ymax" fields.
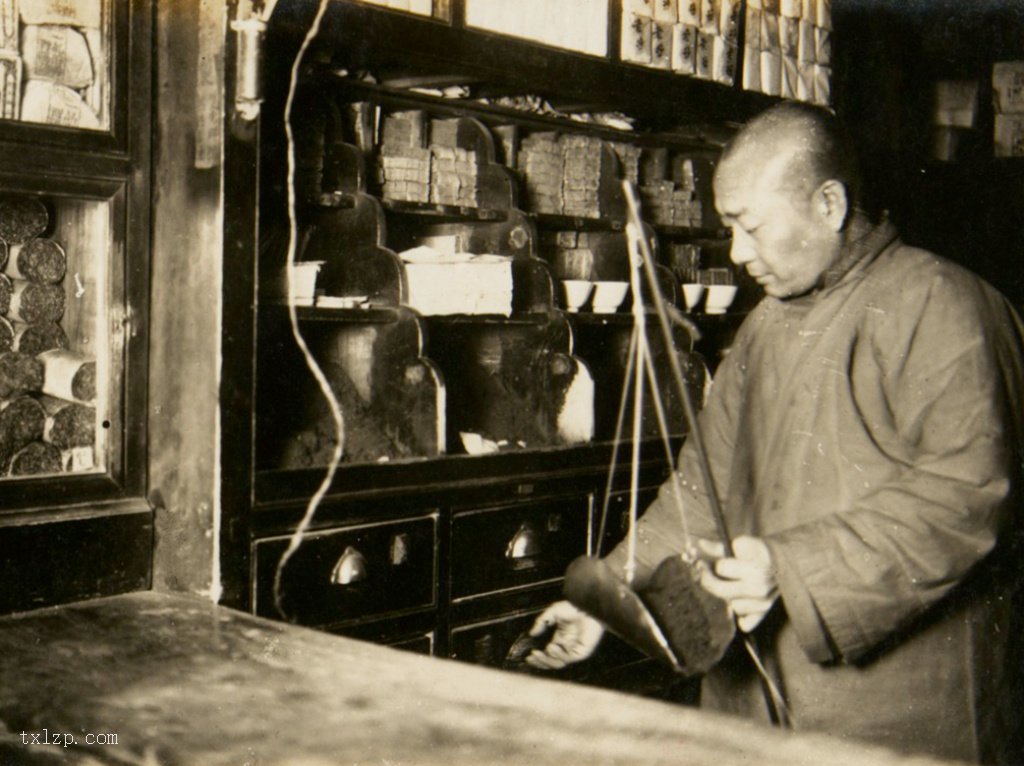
[{"xmin": 717, "ymin": 102, "xmax": 863, "ymax": 210}]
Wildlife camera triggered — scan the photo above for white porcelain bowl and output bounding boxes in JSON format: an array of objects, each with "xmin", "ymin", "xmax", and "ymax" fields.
[
  {"xmin": 704, "ymin": 284, "xmax": 738, "ymax": 315},
  {"xmin": 561, "ymin": 279, "xmax": 594, "ymax": 312},
  {"xmin": 681, "ymin": 283, "xmax": 705, "ymax": 311},
  {"xmin": 591, "ymin": 281, "xmax": 629, "ymax": 314}
]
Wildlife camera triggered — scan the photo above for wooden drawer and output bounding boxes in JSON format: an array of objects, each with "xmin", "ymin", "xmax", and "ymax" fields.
[
  {"xmin": 449, "ymin": 495, "xmax": 591, "ymax": 600},
  {"xmin": 253, "ymin": 515, "xmax": 437, "ymax": 627},
  {"xmin": 595, "ymin": 486, "xmax": 660, "ymax": 556},
  {"xmin": 449, "ymin": 611, "xmax": 540, "ymax": 668}
]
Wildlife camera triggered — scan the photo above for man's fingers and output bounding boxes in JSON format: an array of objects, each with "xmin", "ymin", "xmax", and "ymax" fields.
[
  {"xmin": 525, "ymin": 650, "xmax": 566, "ymax": 670},
  {"xmin": 697, "ymin": 539, "xmax": 725, "ymax": 559}
]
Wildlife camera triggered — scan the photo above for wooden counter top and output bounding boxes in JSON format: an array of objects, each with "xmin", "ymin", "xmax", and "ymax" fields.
[{"xmin": 0, "ymin": 591, "xmax": 957, "ymax": 766}]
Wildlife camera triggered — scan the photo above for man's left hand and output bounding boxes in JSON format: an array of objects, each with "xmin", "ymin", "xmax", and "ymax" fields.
[{"xmin": 697, "ymin": 536, "xmax": 778, "ymax": 633}]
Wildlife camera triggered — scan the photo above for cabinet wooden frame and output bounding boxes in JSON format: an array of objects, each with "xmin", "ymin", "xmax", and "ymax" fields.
[{"xmin": 0, "ymin": 1, "xmax": 152, "ymax": 615}]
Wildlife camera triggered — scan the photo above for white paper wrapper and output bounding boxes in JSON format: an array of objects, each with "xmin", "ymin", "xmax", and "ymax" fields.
[
  {"xmin": 695, "ymin": 30, "xmax": 713, "ymax": 79},
  {"xmin": 992, "ymin": 62, "xmax": 1024, "ymax": 115},
  {"xmin": 651, "ymin": 21, "xmax": 673, "ymax": 69},
  {"xmin": 743, "ymin": 46, "xmax": 761, "ymax": 90},
  {"xmin": 816, "ymin": 0, "xmax": 832, "ymax": 29},
  {"xmin": 994, "ymin": 114, "xmax": 1024, "ymax": 157},
  {"xmin": 797, "ymin": 61, "xmax": 815, "ymax": 101},
  {"xmin": 760, "ymin": 11, "xmax": 779, "ymax": 51},
  {"xmin": 0, "ymin": 51, "xmax": 19, "ymax": 119},
  {"xmin": 622, "ymin": 13, "xmax": 652, "ymax": 64},
  {"xmin": 21, "ymin": 79, "xmax": 100, "ymax": 129},
  {"xmin": 22, "ymin": 25, "xmax": 94, "ymax": 90},
  {"xmin": 719, "ymin": 0, "xmax": 739, "ymax": 42},
  {"xmin": 781, "ymin": 55, "xmax": 799, "ymax": 98},
  {"xmin": 699, "ymin": 0, "xmax": 717, "ymax": 33},
  {"xmin": 813, "ymin": 63, "xmax": 831, "ymax": 105},
  {"xmin": 760, "ymin": 49, "xmax": 782, "ymax": 96},
  {"xmin": 779, "ymin": 16, "xmax": 799, "ymax": 57},
  {"xmin": 815, "ymin": 25, "xmax": 831, "ymax": 65},
  {"xmin": 672, "ymin": 24, "xmax": 697, "ymax": 73},
  {"xmin": 625, "ymin": 0, "xmax": 655, "ymax": 16},
  {"xmin": 678, "ymin": 0, "xmax": 700, "ymax": 25},
  {"xmin": 400, "ymin": 249, "xmax": 514, "ymax": 316},
  {"xmin": 712, "ymin": 36, "xmax": 737, "ymax": 84},
  {"xmin": 933, "ymin": 80, "xmax": 979, "ymax": 128},
  {"xmin": 745, "ymin": 6, "xmax": 762, "ymax": 49},
  {"xmin": 802, "ymin": 0, "xmax": 817, "ymax": 23},
  {"xmin": 20, "ymin": 0, "xmax": 101, "ymax": 28},
  {"xmin": 0, "ymin": 0, "xmax": 16, "ymax": 52},
  {"xmin": 780, "ymin": 0, "xmax": 802, "ymax": 17},
  {"xmin": 797, "ymin": 19, "xmax": 815, "ymax": 62},
  {"xmin": 654, "ymin": 0, "xmax": 678, "ymax": 23}
]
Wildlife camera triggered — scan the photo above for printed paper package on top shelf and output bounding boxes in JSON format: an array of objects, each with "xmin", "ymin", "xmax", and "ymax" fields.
[
  {"xmin": 622, "ymin": 0, "xmax": 737, "ymax": 85},
  {"xmin": 743, "ymin": 0, "xmax": 831, "ymax": 104}
]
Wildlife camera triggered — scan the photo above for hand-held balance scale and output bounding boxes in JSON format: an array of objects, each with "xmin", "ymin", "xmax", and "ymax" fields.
[{"xmin": 557, "ymin": 180, "xmax": 792, "ymax": 727}]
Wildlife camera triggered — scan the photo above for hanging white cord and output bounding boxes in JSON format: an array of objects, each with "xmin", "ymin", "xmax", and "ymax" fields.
[{"xmin": 272, "ymin": 0, "xmax": 344, "ymax": 618}]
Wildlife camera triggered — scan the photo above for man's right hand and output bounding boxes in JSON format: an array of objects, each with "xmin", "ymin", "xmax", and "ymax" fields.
[{"xmin": 524, "ymin": 600, "xmax": 604, "ymax": 670}]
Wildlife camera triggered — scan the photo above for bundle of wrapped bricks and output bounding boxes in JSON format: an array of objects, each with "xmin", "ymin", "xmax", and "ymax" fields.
[
  {"xmin": 518, "ymin": 133, "xmax": 619, "ymax": 218},
  {"xmin": 638, "ymin": 155, "xmax": 703, "ymax": 227},
  {"xmin": 0, "ymin": 0, "xmax": 106, "ymax": 128},
  {"xmin": 378, "ymin": 112, "xmax": 480, "ymax": 207},
  {"xmin": 379, "ymin": 110, "xmax": 432, "ymax": 203},
  {"xmin": 518, "ymin": 132, "xmax": 564, "ymax": 214},
  {"xmin": 0, "ymin": 196, "xmax": 96, "ymax": 476},
  {"xmin": 541, "ymin": 230, "xmax": 596, "ymax": 282}
]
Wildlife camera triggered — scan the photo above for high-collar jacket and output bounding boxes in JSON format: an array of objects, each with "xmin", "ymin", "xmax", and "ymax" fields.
[{"xmin": 605, "ymin": 221, "xmax": 1024, "ymax": 764}]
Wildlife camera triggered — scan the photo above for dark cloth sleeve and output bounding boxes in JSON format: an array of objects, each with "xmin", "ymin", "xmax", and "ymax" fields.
[{"xmin": 768, "ymin": 278, "xmax": 1024, "ymax": 664}]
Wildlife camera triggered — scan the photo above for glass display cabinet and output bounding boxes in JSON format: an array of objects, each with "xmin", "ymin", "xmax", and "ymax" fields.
[{"xmin": 0, "ymin": 0, "xmax": 151, "ymax": 616}]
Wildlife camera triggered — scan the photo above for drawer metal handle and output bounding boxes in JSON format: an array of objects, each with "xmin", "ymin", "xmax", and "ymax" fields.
[
  {"xmin": 331, "ymin": 546, "xmax": 368, "ymax": 585},
  {"xmin": 505, "ymin": 523, "xmax": 541, "ymax": 561}
]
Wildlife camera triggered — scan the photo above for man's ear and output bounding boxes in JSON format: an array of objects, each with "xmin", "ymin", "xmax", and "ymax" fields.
[{"xmin": 815, "ymin": 179, "xmax": 849, "ymax": 231}]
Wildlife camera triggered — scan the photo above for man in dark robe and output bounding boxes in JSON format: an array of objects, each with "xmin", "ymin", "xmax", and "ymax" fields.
[{"xmin": 527, "ymin": 102, "xmax": 1024, "ymax": 764}]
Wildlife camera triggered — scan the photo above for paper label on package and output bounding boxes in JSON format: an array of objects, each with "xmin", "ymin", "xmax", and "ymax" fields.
[
  {"xmin": 20, "ymin": 0, "xmax": 102, "ymax": 28},
  {"xmin": 993, "ymin": 62, "xmax": 1024, "ymax": 114},
  {"xmin": 22, "ymin": 25, "xmax": 94, "ymax": 89},
  {"xmin": 21, "ymin": 79, "xmax": 100, "ymax": 129}
]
